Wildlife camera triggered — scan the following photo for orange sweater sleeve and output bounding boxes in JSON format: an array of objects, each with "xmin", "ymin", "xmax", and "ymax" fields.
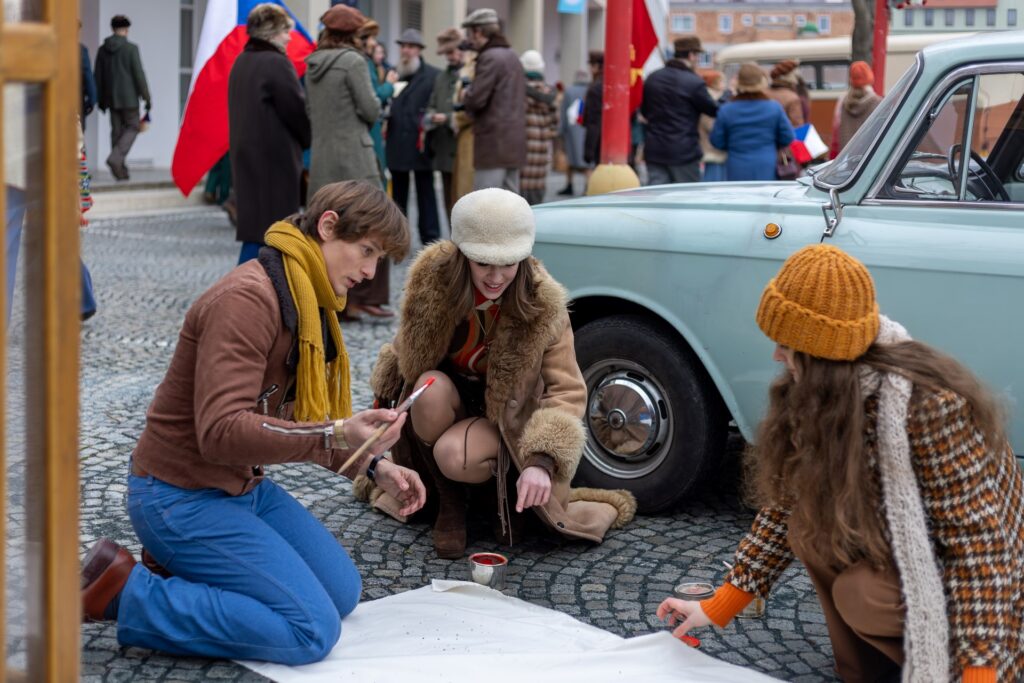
[
  {"xmin": 961, "ymin": 667, "xmax": 996, "ymax": 683},
  {"xmin": 700, "ymin": 583, "xmax": 754, "ymax": 628}
]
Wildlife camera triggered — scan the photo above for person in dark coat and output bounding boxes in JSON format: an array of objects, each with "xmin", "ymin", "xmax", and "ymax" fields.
[
  {"xmin": 228, "ymin": 4, "xmax": 311, "ymax": 265},
  {"xmin": 582, "ymin": 51, "xmax": 603, "ymax": 168},
  {"xmin": 461, "ymin": 9, "xmax": 527, "ymax": 192},
  {"xmin": 94, "ymin": 14, "xmax": 150, "ymax": 180},
  {"xmin": 80, "ymin": 38, "xmax": 98, "ymax": 131},
  {"xmin": 641, "ymin": 36, "xmax": 718, "ymax": 185},
  {"xmin": 425, "ymin": 28, "xmax": 463, "ymax": 219},
  {"xmin": 710, "ymin": 63, "xmax": 794, "ymax": 182},
  {"xmin": 558, "ymin": 70, "xmax": 591, "ymax": 196},
  {"xmin": 386, "ymin": 29, "xmax": 441, "ymax": 246}
]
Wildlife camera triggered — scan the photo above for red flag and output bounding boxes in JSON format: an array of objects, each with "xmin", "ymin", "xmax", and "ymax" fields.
[{"xmin": 630, "ymin": 0, "xmax": 660, "ymax": 113}]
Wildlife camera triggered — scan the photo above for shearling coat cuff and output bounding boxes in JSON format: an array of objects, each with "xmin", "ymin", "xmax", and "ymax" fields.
[
  {"xmin": 517, "ymin": 407, "xmax": 585, "ymax": 483},
  {"xmin": 370, "ymin": 343, "xmax": 404, "ymax": 403}
]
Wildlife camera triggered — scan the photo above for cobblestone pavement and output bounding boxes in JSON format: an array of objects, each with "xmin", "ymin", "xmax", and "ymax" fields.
[{"xmin": 6, "ymin": 210, "xmax": 838, "ymax": 681}]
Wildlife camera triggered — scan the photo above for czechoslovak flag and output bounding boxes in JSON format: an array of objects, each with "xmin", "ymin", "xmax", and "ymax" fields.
[
  {"xmin": 790, "ymin": 123, "xmax": 829, "ymax": 164},
  {"xmin": 171, "ymin": 0, "xmax": 314, "ymax": 196}
]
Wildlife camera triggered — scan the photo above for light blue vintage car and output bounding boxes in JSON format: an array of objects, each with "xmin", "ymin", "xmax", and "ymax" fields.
[{"xmin": 533, "ymin": 31, "xmax": 1024, "ymax": 512}]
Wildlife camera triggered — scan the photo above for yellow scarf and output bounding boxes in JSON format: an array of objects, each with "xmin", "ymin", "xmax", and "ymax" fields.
[{"xmin": 264, "ymin": 221, "xmax": 352, "ymax": 421}]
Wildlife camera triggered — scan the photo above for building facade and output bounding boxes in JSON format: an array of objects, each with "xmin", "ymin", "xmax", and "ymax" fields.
[
  {"xmin": 667, "ymin": 0, "xmax": 855, "ymax": 69},
  {"xmin": 891, "ymin": 0, "xmax": 1023, "ymax": 32},
  {"xmin": 78, "ymin": 0, "xmax": 608, "ymax": 175}
]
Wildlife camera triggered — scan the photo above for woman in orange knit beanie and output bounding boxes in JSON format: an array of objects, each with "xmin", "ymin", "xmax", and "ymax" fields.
[{"xmin": 658, "ymin": 244, "xmax": 1023, "ymax": 683}]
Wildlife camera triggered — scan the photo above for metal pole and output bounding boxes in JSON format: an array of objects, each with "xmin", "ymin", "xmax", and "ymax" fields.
[
  {"xmin": 872, "ymin": 0, "xmax": 888, "ymax": 96},
  {"xmin": 600, "ymin": 0, "xmax": 631, "ymax": 165}
]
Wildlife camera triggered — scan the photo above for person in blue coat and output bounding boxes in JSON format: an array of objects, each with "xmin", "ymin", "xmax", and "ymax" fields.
[{"xmin": 711, "ymin": 63, "xmax": 794, "ymax": 182}]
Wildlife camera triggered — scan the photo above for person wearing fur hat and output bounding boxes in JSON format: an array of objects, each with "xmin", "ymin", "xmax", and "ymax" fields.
[
  {"xmin": 829, "ymin": 61, "xmax": 882, "ymax": 159},
  {"xmin": 355, "ymin": 188, "xmax": 636, "ymax": 558},
  {"xmin": 710, "ymin": 63, "xmax": 793, "ymax": 181},
  {"xmin": 658, "ymin": 244, "xmax": 1024, "ymax": 682},
  {"xmin": 425, "ymin": 28, "xmax": 464, "ymax": 218},
  {"xmin": 307, "ymin": 6, "xmax": 396, "ymax": 320},
  {"xmin": 766, "ymin": 59, "xmax": 805, "ymax": 128},
  {"xmin": 79, "ymin": 181, "xmax": 424, "ymax": 664},
  {"xmin": 228, "ymin": 3, "xmax": 310, "ymax": 264},
  {"xmin": 519, "ymin": 50, "xmax": 559, "ymax": 205}
]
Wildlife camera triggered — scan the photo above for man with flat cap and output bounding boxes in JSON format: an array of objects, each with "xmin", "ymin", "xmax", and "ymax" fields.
[
  {"xmin": 460, "ymin": 8, "xmax": 526, "ymax": 192},
  {"xmin": 640, "ymin": 35, "xmax": 718, "ymax": 186},
  {"xmin": 95, "ymin": 14, "xmax": 151, "ymax": 180},
  {"xmin": 386, "ymin": 28, "xmax": 441, "ymax": 246}
]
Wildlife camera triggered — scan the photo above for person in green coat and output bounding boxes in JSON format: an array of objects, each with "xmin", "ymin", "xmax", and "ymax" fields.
[
  {"xmin": 358, "ymin": 19, "xmax": 396, "ymax": 188},
  {"xmin": 425, "ymin": 28, "xmax": 462, "ymax": 219},
  {"xmin": 94, "ymin": 14, "xmax": 151, "ymax": 181}
]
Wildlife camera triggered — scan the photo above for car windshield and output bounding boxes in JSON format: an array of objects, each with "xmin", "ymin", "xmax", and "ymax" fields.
[{"xmin": 815, "ymin": 59, "xmax": 920, "ymax": 188}]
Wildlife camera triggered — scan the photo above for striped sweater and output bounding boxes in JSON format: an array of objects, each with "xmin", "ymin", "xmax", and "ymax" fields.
[{"xmin": 703, "ymin": 388, "xmax": 1024, "ymax": 683}]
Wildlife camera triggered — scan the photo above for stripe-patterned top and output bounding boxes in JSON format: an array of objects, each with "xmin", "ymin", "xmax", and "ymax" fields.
[
  {"xmin": 704, "ymin": 387, "xmax": 1023, "ymax": 682},
  {"xmin": 447, "ymin": 290, "xmax": 501, "ymax": 376}
]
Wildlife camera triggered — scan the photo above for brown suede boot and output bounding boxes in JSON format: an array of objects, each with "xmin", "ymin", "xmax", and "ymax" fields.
[{"xmin": 412, "ymin": 437, "xmax": 467, "ymax": 559}]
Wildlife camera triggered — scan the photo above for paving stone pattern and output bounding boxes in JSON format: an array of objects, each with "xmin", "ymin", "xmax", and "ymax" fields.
[{"xmin": 6, "ymin": 211, "xmax": 838, "ymax": 681}]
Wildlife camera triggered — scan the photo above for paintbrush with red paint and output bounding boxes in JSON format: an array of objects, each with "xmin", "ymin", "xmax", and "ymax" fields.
[{"xmin": 336, "ymin": 377, "xmax": 435, "ymax": 474}]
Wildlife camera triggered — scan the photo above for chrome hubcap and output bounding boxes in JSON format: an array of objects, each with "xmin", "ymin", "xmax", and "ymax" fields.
[{"xmin": 583, "ymin": 360, "xmax": 672, "ymax": 479}]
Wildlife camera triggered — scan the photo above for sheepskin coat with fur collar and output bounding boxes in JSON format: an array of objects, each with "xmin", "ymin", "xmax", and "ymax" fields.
[{"xmin": 356, "ymin": 241, "xmax": 636, "ymax": 542}]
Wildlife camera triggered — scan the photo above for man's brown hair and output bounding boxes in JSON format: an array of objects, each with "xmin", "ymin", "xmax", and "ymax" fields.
[{"xmin": 288, "ymin": 180, "xmax": 410, "ymax": 261}]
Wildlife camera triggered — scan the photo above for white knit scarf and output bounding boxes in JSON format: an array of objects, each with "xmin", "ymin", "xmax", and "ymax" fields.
[{"xmin": 858, "ymin": 315, "xmax": 949, "ymax": 682}]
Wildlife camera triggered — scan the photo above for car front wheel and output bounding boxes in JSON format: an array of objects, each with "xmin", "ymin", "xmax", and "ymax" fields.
[{"xmin": 572, "ymin": 315, "xmax": 727, "ymax": 513}]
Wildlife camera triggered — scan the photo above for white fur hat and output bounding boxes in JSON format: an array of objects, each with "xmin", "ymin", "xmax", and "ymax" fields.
[
  {"xmin": 450, "ymin": 189, "xmax": 535, "ymax": 266},
  {"xmin": 520, "ymin": 49, "xmax": 545, "ymax": 73}
]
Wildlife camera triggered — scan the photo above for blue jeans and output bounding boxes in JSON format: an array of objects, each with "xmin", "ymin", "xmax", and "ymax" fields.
[
  {"xmin": 238, "ymin": 241, "xmax": 262, "ymax": 264},
  {"xmin": 120, "ymin": 474, "xmax": 361, "ymax": 664}
]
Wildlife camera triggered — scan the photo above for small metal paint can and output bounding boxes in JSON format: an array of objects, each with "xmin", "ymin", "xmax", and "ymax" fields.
[
  {"xmin": 468, "ymin": 552, "xmax": 508, "ymax": 591},
  {"xmin": 673, "ymin": 581, "xmax": 715, "ymax": 601},
  {"xmin": 736, "ymin": 596, "xmax": 766, "ymax": 619}
]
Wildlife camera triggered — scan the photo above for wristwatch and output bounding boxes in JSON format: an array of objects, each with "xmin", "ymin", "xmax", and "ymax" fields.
[{"xmin": 366, "ymin": 453, "xmax": 390, "ymax": 482}]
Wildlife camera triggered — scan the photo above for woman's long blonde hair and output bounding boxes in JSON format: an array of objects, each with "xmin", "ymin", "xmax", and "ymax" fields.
[{"xmin": 746, "ymin": 339, "xmax": 1007, "ymax": 568}]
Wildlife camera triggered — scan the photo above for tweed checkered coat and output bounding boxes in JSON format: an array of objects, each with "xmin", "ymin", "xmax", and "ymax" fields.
[
  {"xmin": 520, "ymin": 77, "xmax": 559, "ymax": 194},
  {"xmin": 725, "ymin": 388, "xmax": 1023, "ymax": 680}
]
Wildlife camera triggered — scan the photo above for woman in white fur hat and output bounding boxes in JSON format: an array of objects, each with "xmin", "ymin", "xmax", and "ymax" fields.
[{"xmin": 355, "ymin": 188, "xmax": 635, "ymax": 558}]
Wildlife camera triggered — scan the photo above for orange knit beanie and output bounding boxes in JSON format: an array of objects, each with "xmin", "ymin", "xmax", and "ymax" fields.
[{"xmin": 755, "ymin": 245, "xmax": 879, "ymax": 361}]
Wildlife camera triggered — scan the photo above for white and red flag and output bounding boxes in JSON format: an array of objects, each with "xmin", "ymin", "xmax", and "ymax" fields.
[
  {"xmin": 631, "ymin": 0, "xmax": 668, "ymax": 113},
  {"xmin": 171, "ymin": 0, "xmax": 314, "ymax": 195}
]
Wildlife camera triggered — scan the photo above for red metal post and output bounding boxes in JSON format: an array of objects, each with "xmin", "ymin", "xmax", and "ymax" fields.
[
  {"xmin": 600, "ymin": 0, "xmax": 632, "ymax": 165},
  {"xmin": 872, "ymin": 0, "xmax": 889, "ymax": 96}
]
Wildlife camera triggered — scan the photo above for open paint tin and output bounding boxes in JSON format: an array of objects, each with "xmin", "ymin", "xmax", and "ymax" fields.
[
  {"xmin": 468, "ymin": 552, "xmax": 508, "ymax": 590},
  {"xmin": 673, "ymin": 581, "xmax": 715, "ymax": 601},
  {"xmin": 736, "ymin": 595, "xmax": 766, "ymax": 619}
]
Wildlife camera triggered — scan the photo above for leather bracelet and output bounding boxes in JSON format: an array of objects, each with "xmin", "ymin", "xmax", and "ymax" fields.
[
  {"xmin": 332, "ymin": 419, "xmax": 349, "ymax": 450},
  {"xmin": 366, "ymin": 453, "xmax": 389, "ymax": 482}
]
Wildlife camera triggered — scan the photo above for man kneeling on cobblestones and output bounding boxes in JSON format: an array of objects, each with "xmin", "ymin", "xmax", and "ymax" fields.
[{"xmin": 80, "ymin": 180, "xmax": 426, "ymax": 665}]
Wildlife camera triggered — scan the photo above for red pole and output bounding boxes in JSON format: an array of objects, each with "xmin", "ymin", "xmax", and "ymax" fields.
[
  {"xmin": 872, "ymin": 0, "xmax": 889, "ymax": 96},
  {"xmin": 600, "ymin": 0, "xmax": 632, "ymax": 165}
]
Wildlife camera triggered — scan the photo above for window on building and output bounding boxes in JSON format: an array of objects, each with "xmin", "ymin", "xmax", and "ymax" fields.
[
  {"xmin": 719, "ymin": 13, "xmax": 733, "ymax": 34},
  {"xmin": 904, "ymin": 9, "xmax": 914, "ymax": 27},
  {"xmin": 698, "ymin": 52, "xmax": 712, "ymax": 67},
  {"xmin": 179, "ymin": 0, "xmax": 195, "ymax": 119},
  {"xmin": 672, "ymin": 14, "xmax": 695, "ymax": 32},
  {"xmin": 924, "ymin": 8, "xmax": 934, "ymax": 26},
  {"xmin": 818, "ymin": 14, "xmax": 832, "ymax": 33},
  {"xmin": 965, "ymin": 8, "xmax": 975, "ymax": 26},
  {"xmin": 401, "ymin": 0, "xmax": 423, "ymax": 31},
  {"xmin": 944, "ymin": 8, "xmax": 955, "ymax": 26},
  {"xmin": 1009, "ymin": 8, "xmax": 1018, "ymax": 26},
  {"xmin": 796, "ymin": 14, "xmax": 807, "ymax": 27},
  {"xmin": 986, "ymin": 8, "xmax": 996, "ymax": 26},
  {"xmin": 742, "ymin": 13, "xmax": 753, "ymax": 27}
]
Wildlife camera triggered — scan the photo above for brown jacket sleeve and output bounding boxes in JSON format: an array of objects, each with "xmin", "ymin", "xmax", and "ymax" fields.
[{"xmin": 190, "ymin": 279, "xmax": 341, "ymax": 469}]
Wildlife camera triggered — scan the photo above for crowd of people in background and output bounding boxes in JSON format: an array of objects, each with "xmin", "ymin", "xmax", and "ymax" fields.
[{"xmin": 76, "ymin": 6, "xmax": 885, "ymax": 309}]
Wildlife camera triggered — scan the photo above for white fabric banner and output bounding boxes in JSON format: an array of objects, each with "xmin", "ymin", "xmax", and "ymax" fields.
[{"xmin": 238, "ymin": 580, "xmax": 782, "ymax": 683}]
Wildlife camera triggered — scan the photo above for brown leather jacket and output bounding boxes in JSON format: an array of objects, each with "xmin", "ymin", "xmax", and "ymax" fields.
[{"xmin": 131, "ymin": 253, "xmax": 355, "ymax": 495}]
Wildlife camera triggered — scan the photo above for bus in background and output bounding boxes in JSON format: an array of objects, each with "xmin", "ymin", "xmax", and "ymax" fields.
[{"xmin": 715, "ymin": 33, "xmax": 974, "ymax": 145}]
